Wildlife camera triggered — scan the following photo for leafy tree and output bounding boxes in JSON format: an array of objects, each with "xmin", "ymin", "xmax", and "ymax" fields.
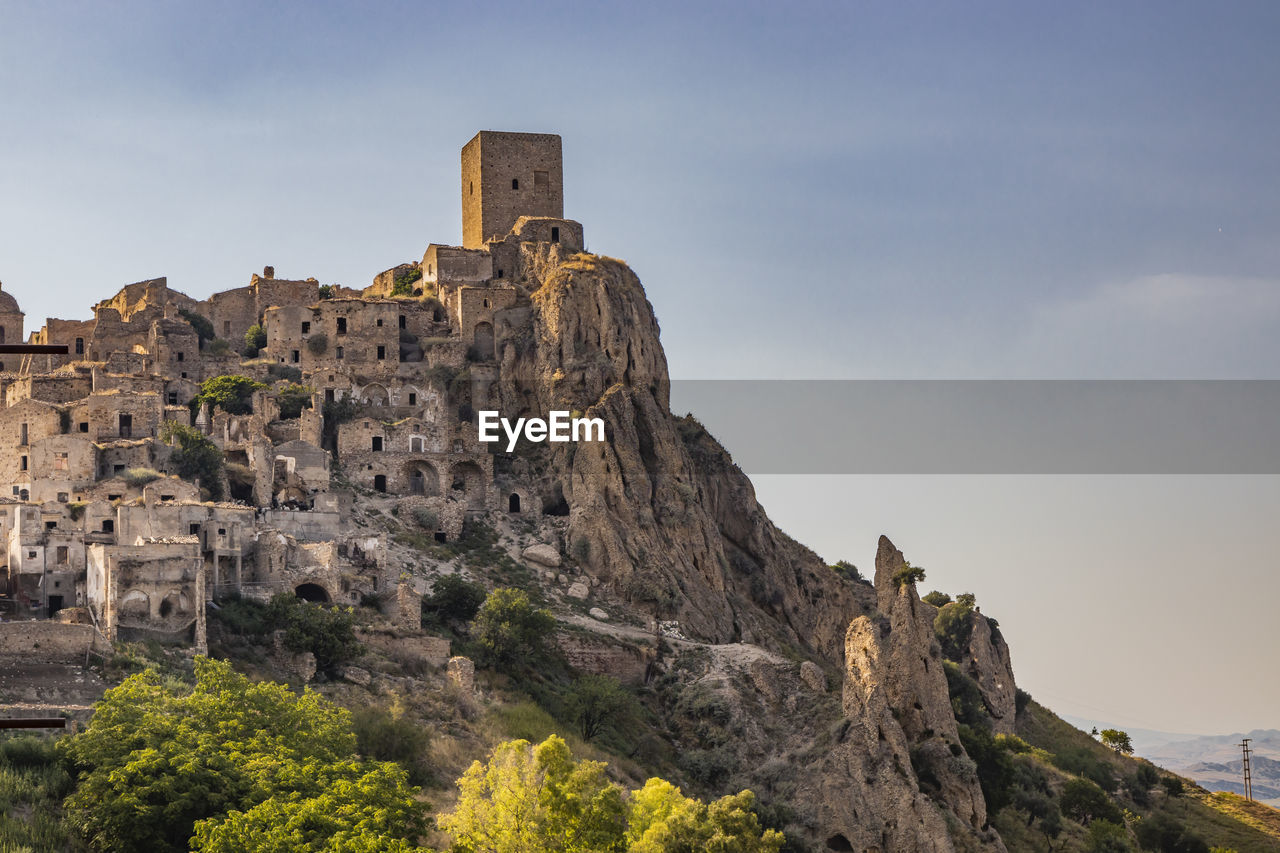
[
  {"xmin": 1101, "ymin": 728, "xmax": 1135, "ymax": 755},
  {"xmin": 265, "ymin": 593, "xmax": 360, "ymax": 673},
  {"xmin": 471, "ymin": 588, "xmax": 557, "ymax": 672},
  {"xmin": 1134, "ymin": 812, "xmax": 1209, "ymax": 853},
  {"xmin": 59, "ymin": 658, "xmax": 426, "ymax": 853},
  {"xmin": 352, "ymin": 701, "xmax": 433, "ymax": 786},
  {"xmin": 197, "ymin": 374, "xmax": 267, "ymax": 415},
  {"xmin": 180, "ymin": 309, "xmax": 215, "ymax": 346},
  {"xmin": 892, "ymin": 559, "xmax": 925, "ymax": 588},
  {"xmin": 627, "ymin": 778, "xmax": 784, "ymax": 853},
  {"xmin": 958, "ymin": 723, "xmax": 1015, "ymax": 813},
  {"xmin": 318, "ymin": 284, "xmax": 337, "ymax": 299},
  {"xmin": 922, "ymin": 590, "xmax": 952, "ymax": 607},
  {"xmin": 439, "ymin": 734, "xmax": 627, "ymax": 853},
  {"xmin": 1160, "ymin": 775, "xmax": 1185, "ymax": 797},
  {"xmin": 276, "ymin": 383, "xmax": 314, "ymax": 419},
  {"xmin": 423, "ymin": 574, "xmax": 487, "ymax": 627},
  {"xmin": 1061, "ymin": 777, "xmax": 1124, "ymax": 826},
  {"xmin": 161, "ymin": 421, "xmax": 225, "ymax": 500},
  {"xmin": 934, "ymin": 592, "xmax": 977, "ymax": 662},
  {"xmin": 943, "ymin": 660, "xmax": 991, "ymax": 730},
  {"xmin": 390, "ymin": 267, "xmax": 422, "ymax": 297},
  {"xmin": 243, "ymin": 324, "xmax": 268, "ymax": 357},
  {"xmin": 566, "ymin": 675, "xmax": 634, "ymax": 741}
]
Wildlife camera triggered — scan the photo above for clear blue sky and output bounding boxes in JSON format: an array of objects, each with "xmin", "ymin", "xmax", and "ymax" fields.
[{"xmin": 2, "ymin": 1, "xmax": 1277, "ymax": 732}]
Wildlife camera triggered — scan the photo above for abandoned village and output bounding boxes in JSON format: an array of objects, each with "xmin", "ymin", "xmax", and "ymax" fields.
[{"xmin": 0, "ymin": 130, "xmax": 585, "ymax": 654}]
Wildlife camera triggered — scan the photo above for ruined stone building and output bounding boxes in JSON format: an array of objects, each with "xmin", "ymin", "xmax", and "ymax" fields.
[{"xmin": 0, "ymin": 130, "xmax": 583, "ymax": 647}]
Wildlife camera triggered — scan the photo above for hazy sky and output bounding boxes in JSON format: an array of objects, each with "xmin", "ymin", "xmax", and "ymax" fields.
[{"xmin": 1, "ymin": 2, "xmax": 1277, "ymax": 733}]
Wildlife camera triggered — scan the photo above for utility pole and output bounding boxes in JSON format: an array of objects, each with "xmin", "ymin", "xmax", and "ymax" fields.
[{"xmin": 1241, "ymin": 738, "xmax": 1254, "ymax": 802}]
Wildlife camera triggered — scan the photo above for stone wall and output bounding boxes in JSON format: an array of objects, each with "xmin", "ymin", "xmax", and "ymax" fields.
[{"xmin": 0, "ymin": 621, "xmax": 95, "ymax": 663}]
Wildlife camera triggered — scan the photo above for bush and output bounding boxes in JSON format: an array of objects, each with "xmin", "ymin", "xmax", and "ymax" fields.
[
  {"xmin": 275, "ymin": 383, "xmax": 313, "ymax": 419},
  {"xmin": 352, "ymin": 703, "xmax": 432, "ymax": 785},
  {"xmin": 195, "ymin": 374, "xmax": 266, "ymax": 415},
  {"xmin": 1134, "ymin": 812, "xmax": 1207, "ymax": 852},
  {"xmin": 1161, "ymin": 775, "xmax": 1184, "ymax": 797},
  {"xmin": 935, "ymin": 593, "xmax": 977, "ymax": 661},
  {"xmin": 892, "ymin": 559, "xmax": 925, "ymax": 588},
  {"xmin": 1061, "ymin": 776, "xmax": 1124, "ymax": 826},
  {"xmin": 471, "ymin": 588, "xmax": 556, "ymax": 672},
  {"xmin": 389, "ymin": 267, "xmax": 422, "ymax": 297},
  {"xmin": 958, "ymin": 723, "xmax": 1015, "ymax": 812},
  {"xmin": 566, "ymin": 674, "xmax": 636, "ymax": 741},
  {"xmin": 265, "ymin": 593, "xmax": 359, "ymax": 673},
  {"xmin": 1085, "ymin": 819, "xmax": 1133, "ymax": 852},
  {"xmin": 1101, "ymin": 728, "xmax": 1134, "ymax": 755},
  {"xmin": 306, "ymin": 332, "xmax": 328, "ymax": 355},
  {"xmin": 922, "ymin": 590, "xmax": 953, "ymax": 607},
  {"xmin": 122, "ymin": 467, "xmax": 163, "ymax": 487},
  {"xmin": 207, "ymin": 338, "xmax": 231, "ymax": 356},
  {"xmin": 161, "ymin": 421, "xmax": 225, "ymax": 500},
  {"xmin": 1015, "ymin": 687, "xmax": 1032, "ymax": 715},
  {"xmin": 318, "ymin": 284, "xmax": 336, "ymax": 299},
  {"xmin": 830, "ymin": 560, "xmax": 862, "ymax": 582},
  {"xmin": 179, "ymin": 309, "xmax": 215, "ymax": 345},
  {"xmin": 411, "ymin": 506, "xmax": 439, "ymax": 531},
  {"xmin": 242, "ymin": 324, "xmax": 267, "ymax": 358},
  {"xmin": 423, "ymin": 574, "xmax": 486, "ymax": 626}
]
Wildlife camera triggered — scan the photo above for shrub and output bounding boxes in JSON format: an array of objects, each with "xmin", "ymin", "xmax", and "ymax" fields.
[
  {"xmin": 122, "ymin": 467, "xmax": 163, "ymax": 487},
  {"xmin": 1161, "ymin": 775, "xmax": 1185, "ymax": 797},
  {"xmin": 566, "ymin": 674, "xmax": 635, "ymax": 741},
  {"xmin": 830, "ymin": 560, "xmax": 862, "ymax": 582},
  {"xmin": 179, "ymin": 309, "xmax": 215, "ymax": 345},
  {"xmin": 275, "ymin": 383, "xmax": 314, "ymax": 419},
  {"xmin": 1015, "ymin": 687, "xmax": 1032, "ymax": 715},
  {"xmin": 1100, "ymin": 728, "xmax": 1134, "ymax": 755},
  {"xmin": 242, "ymin": 324, "xmax": 267, "ymax": 358},
  {"xmin": 892, "ymin": 559, "xmax": 925, "ymax": 588},
  {"xmin": 958, "ymin": 723, "xmax": 1015, "ymax": 812},
  {"xmin": 1085, "ymin": 819, "xmax": 1132, "ymax": 852},
  {"xmin": 195, "ymin": 374, "xmax": 266, "ymax": 415},
  {"xmin": 1060, "ymin": 777, "xmax": 1123, "ymax": 826},
  {"xmin": 922, "ymin": 590, "xmax": 952, "ymax": 607},
  {"xmin": 389, "ymin": 267, "xmax": 422, "ymax": 297},
  {"xmin": 306, "ymin": 332, "xmax": 328, "ymax": 355},
  {"xmin": 423, "ymin": 574, "xmax": 486, "ymax": 626},
  {"xmin": 318, "ymin": 284, "xmax": 336, "ymax": 299},
  {"xmin": 161, "ymin": 421, "xmax": 225, "ymax": 501},
  {"xmin": 411, "ymin": 506, "xmax": 439, "ymax": 531},
  {"xmin": 935, "ymin": 593, "xmax": 978, "ymax": 662},
  {"xmin": 352, "ymin": 703, "xmax": 432, "ymax": 785},
  {"xmin": 267, "ymin": 363, "xmax": 302, "ymax": 382},
  {"xmin": 207, "ymin": 338, "xmax": 231, "ymax": 356},
  {"xmin": 471, "ymin": 587, "xmax": 556, "ymax": 672},
  {"xmin": 264, "ymin": 593, "xmax": 359, "ymax": 673}
]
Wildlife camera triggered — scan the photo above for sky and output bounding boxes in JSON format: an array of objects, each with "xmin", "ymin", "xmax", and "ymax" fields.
[{"xmin": 1, "ymin": 1, "xmax": 1278, "ymax": 733}]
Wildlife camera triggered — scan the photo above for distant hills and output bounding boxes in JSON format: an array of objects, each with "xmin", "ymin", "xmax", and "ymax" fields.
[{"xmin": 1065, "ymin": 717, "xmax": 1280, "ymax": 806}]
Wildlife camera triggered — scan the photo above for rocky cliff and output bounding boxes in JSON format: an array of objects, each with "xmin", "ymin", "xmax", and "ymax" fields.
[{"xmin": 488, "ymin": 250, "xmax": 1018, "ymax": 850}]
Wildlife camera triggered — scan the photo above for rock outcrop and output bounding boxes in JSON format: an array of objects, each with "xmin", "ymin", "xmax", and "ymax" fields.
[{"xmin": 966, "ymin": 613, "xmax": 1019, "ymax": 736}]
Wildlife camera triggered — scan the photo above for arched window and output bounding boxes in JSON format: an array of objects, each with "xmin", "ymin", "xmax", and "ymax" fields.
[
  {"xmin": 75, "ymin": 337, "xmax": 84, "ymax": 354},
  {"xmin": 511, "ymin": 178, "xmax": 519, "ymax": 190}
]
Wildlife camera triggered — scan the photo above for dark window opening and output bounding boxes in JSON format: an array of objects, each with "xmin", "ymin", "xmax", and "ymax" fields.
[
  {"xmin": 20, "ymin": 423, "xmax": 27, "ymax": 445},
  {"xmin": 482, "ymin": 298, "xmax": 490, "ymax": 308},
  {"xmin": 377, "ymin": 345, "xmax": 386, "ymax": 360},
  {"xmin": 551, "ymin": 226, "xmax": 560, "ymax": 242},
  {"xmin": 107, "ymin": 494, "xmax": 121, "ymax": 501},
  {"xmin": 45, "ymin": 520, "xmax": 57, "ymax": 530},
  {"xmin": 159, "ymin": 598, "xmax": 173, "ymax": 617},
  {"xmin": 176, "ymin": 351, "xmax": 184, "ymax": 362},
  {"xmin": 511, "ymin": 178, "xmax": 519, "ymax": 190},
  {"xmin": 376, "ymin": 318, "xmax": 383, "ymax": 327},
  {"xmin": 79, "ymin": 422, "xmax": 88, "ymax": 433},
  {"xmin": 302, "ymin": 321, "xmax": 310, "ymax": 334},
  {"xmin": 408, "ymin": 393, "xmax": 416, "ymax": 405},
  {"xmin": 496, "ymin": 269, "xmax": 504, "ymax": 278},
  {"xmin": 291, "ymin": 350, "xmax": 300, "ymax": 363},
  {"xmin": 119, "ymin": 414, "xmax": 132, "ymax": 438},
  {"xmin": 189, "ymin": 523, "xmax": 200, "ymax": 535},
  {"xmin": 509, "ymin": 493, "xmax": 521, "ymax": 513},
  {"xmin": 325, "ymin": 389, "xmax": 335, "ymax": 403},
  {"xmin": 337, "ymin": 317, "xmax": 347, "ymax": 335},
  {"xmin": 160, "ymin": 494, "xmax": 174, "ymax": 502},
  {"xmin": 20, "ymin": 456, "xmax": 27, "ymax": 471},
  {"xmin": 75, "ymin": 337, "xmax": 84, "ymax": 354},
  {"xmin": 371, "ymin": 436, "xmax": 383, "ymax": 452},
  {"xmin": 434, "ymin": 531, "xmax": 447, "ymax": 543},
  {"xmin": 218, "ymin": 528, "xmax": 226, "ymax": 536},
  {"xmin": 112, "ymin": 465, "xmax": 124, "ymax": 475},
  {"xmin": 336, "ymin": 346, "xmax": 344, "ymax": 359},
  {"xmin": 373, "ymin": 474, "xmax": 387, "ymax": 493},
  {"xmin": 398, "ymin": 315, "xmax": 406, "ymax": 329},
  {"xmin": 168, "ymin": 392, "xmax": 178, "ymax": 405}
]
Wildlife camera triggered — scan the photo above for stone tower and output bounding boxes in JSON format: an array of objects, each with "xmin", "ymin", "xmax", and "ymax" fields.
[
  {"xmin": 461, "ymin": 131, "xmax": 563, "ymax": 249},
  {"xmin": 0, "ymin": 282, "xmax": 25, "ymax": 347}
]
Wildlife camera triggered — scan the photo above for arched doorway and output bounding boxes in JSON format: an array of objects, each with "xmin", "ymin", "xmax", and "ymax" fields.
[
  {"xmin": 508, "ymin": 492, "xmax": 521, "ymax": 513},
  {"xmin": 404, "ymin": 461, "xmax": 440, "ymax": 497},
  {"xmin": 472, "ymin": 322, "xmax": 494, "ymax": 361},
  {"xmin": 295, "ymin": 583, "xmax": 329, "ymax": 603},
  {"xmin": 363, "ymin": 384, "xmax": 389, "ymax": 406}
]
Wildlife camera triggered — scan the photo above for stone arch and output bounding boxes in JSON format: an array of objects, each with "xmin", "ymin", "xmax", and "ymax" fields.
[
  {"xmin": 508, "ymin": 492, "xmax": 521, "ymax": 513},
  {"xmin": 404, "ymin": 460, "xmax": 440, "ymax": 497},
  {"xmin": 362, "ymin": 384, "xmax": 389, "ymax": 406},
  {"xmin": 159, "ymin": 590, "xmax": 187, "ymax": 618},
  {"xmin": 120, "ymin": 588, "xmax": 150, "ymax": 618},
  {"xmin": 449, "ymin": 461, "xmax": 486, "ymax": 510},
  {"xmin": 472, "ymin": 322, "xmax": 494, "ymax": 360},
  {"xmin": 401, "ymin": 384, "xmax": 423, "ymax": 407},
  {"xmin": 295, "ymin": 583, "xmax": 329, "ymax": 603}
]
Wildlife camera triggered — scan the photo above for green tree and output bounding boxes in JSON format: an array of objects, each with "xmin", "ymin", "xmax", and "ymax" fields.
[
  {"xmin": 423, "ymin": 574, "xmax": 487, "ymax": 627},
  {"xmin": 266, "ymin": 593, "xmax": 360, "ymax": 673},
  {"xmin": 829, "ymin": 560, "xmax": 862, "ymax": 582},
  {"xmin": 197, "ymin": 374, "xmax": 267, "ymax": 415},
  {"xmin": 1100, "ymin": 728, "xmax": 1135, "ymax": 755},
  {"xmin": 471, "ymin": 588, "xmax": 557, "ymax": 672},
  {"xmin": 566, "ymin": 675, "xmax": 634, "ymax": 742},
  {"xmin": 1060, "ymin": 777, "xmax": 1124, "ymax": 826},
  {"xmin": 934, "ymin": 593, "xmax": 977, "ymax": 662},
  {"xmin": 922, "ymin": 590, "xmax": 952, "ymax": 607},
  {"xmin": 161, "ymin": 420, "xmax": 225, "ymax": 500},
  {"xmin": 626, "ymin": 779, "xmax": 784, "ymax": 853},
  {"xmin": 1085, "ymin": 819, "xmax": 1132, "ymax": 853},
  {"xmin": 439, "ymin": 735, "xmax": 626, "ymax": 853},
  {"xmin": 59, "ymin": 658, "xmax": 426, "ymax": 853},
  {"xmin": 243, "ymin": 324, "xmax": 268, "ymax": 357},
  {"xmin": 318, "ymin": 284, "xmax": 337, "ymax": 299}
]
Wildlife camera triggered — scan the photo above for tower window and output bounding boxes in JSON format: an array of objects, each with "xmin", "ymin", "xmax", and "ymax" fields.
[
  {"xmin": 551, "ymin": 226, "xmax": 560, "ymax": 242},
  {"xmin": 371, "ymin": 436, "xmax": 383, "ymax": 452},
  {"xmin": 337, "ymin": 317, "xmax": 347, "ymax": 335},
  {"xmin": 302, "ymin": 321, "xmax": 310, "ymax": 334},
  {"xmin": 336, "ymin": 346, "xmax": 344, "ymax": 360},
  {"xmin": 511, "ymin": 178, "xmax": 519, "ymax": 190},
  {"xmin": 291, "ymin": 350, "xmax": 300, "ymax": 363},
  {"xmin": 168, "ymin": 392, "xmax": 178, "ymax": 405},
  {"xmin": 75, "ymin": 337, "xmax": 84, "ymax": 354},
  {"xmin": 469, "ymin": 181, "xmax": 473, "ymax": 196},
  {"xmin": 376, "ymin": 318, "xmax": 383, "ymax": 327},
  {"xmin": 399, "ymin": 315, "xmax": 406, "ymax": 329},
  {"xmin": 376, "ymin": 345, "xmax": 386, "ymax": 360},
  {"xmin": 176, "ymin": 351, "xmax": 184, "ymax": 362},
  {"xmin": 408, "ymin": 392, "xmax": 416, "ymax": 405}
]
